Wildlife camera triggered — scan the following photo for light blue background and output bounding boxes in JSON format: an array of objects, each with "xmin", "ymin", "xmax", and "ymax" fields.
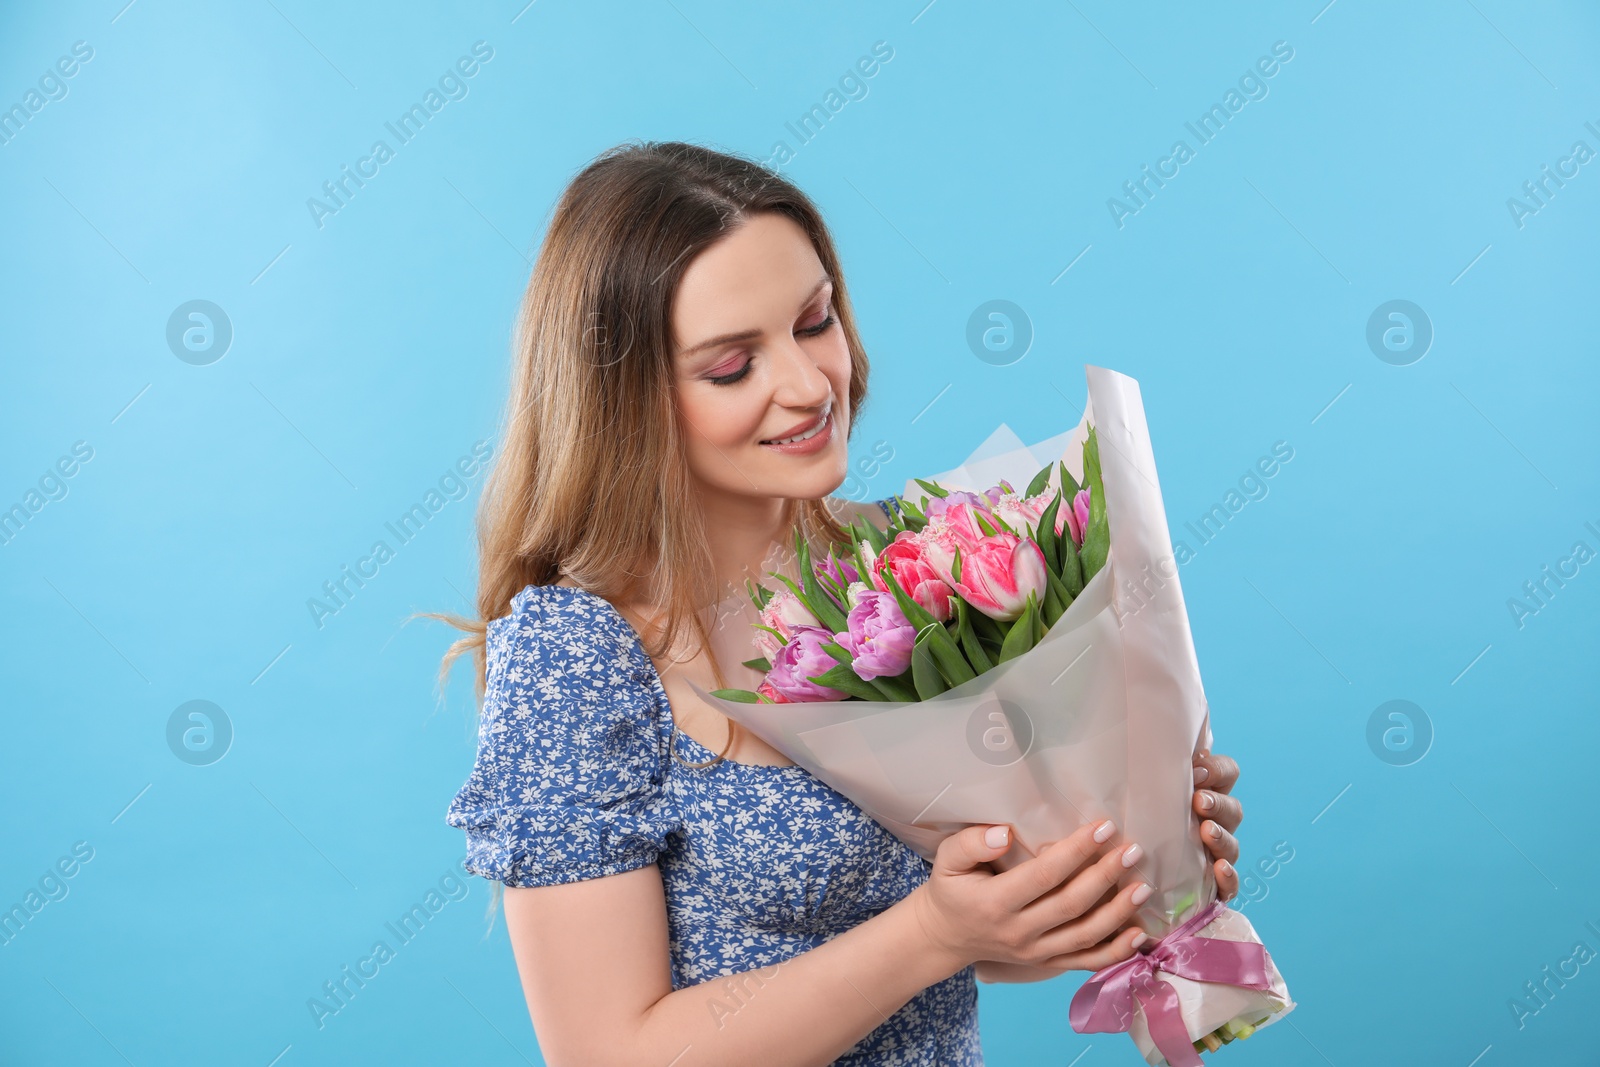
[{"xmin": 3, "ymin": 1, "xmax": 1597, "ymax": 1064}]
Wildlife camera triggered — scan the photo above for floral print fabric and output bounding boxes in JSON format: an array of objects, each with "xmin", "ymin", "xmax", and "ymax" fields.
[{"xmin": 445, "ymin": 579, "xmax": 981, "ymax": 1065}]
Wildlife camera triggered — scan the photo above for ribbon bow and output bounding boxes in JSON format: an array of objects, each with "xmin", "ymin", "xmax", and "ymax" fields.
[{"xmin": 1068, "ymin": 899, "xmax": 1274, "ymax": 1067}]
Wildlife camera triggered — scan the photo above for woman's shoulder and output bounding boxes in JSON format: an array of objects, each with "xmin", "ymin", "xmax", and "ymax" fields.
[
  {"xmin": 483, "ymin": 582, "xmax": 669, "ymax": 754},
  {"xmin": 496, "ymin": 581, "xmax": 642, "ymax": 655}
]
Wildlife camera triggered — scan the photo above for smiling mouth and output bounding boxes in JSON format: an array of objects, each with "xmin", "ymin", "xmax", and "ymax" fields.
[{"xmin": 760, "ymin": 399, "xmax": 834, "ymax": 445}]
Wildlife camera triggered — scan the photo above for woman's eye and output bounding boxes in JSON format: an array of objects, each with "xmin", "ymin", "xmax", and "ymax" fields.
[
  {"xmin": 800, "ymin": 310, "xmax": 836, "ymax": 336},
  {"xmin": 708, "ymin": 360, "xmax": 751, "ymax": 386}
]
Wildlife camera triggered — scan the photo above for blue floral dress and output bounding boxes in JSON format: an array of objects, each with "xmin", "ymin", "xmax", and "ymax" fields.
[{"xmin": 445, "ymin": 581, "xmax": 982, "ymax": 1066}]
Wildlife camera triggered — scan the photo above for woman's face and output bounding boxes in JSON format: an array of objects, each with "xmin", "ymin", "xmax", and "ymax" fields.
[{"xmin": 671, "ymin": 212, "xmax": 852, "ymax": 505}]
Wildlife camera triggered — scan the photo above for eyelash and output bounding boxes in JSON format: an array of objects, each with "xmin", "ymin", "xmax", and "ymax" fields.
[{"xmin": 707, "ymin": 310, "xmax": 837, "ymax": 386}]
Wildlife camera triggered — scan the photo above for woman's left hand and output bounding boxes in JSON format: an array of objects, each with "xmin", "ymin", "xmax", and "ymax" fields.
[
  {"xmin": 1193, "ymin": 748, "xmax": 1243, "ymax": 901},
  {"xmin": 975, "ymin": 749, "xmax": 1245, "ymax": 986}
]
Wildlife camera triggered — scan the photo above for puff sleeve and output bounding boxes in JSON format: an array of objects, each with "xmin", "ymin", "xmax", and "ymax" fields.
[{"xmin": 445, "ymin": 588, "xmax": 682, "ymax": 888}]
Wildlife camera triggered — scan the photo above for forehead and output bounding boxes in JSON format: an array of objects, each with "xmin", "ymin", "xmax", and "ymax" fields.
[{"xmin": 672, "ymin": 214, "xmax": 825, "ymax": 341}]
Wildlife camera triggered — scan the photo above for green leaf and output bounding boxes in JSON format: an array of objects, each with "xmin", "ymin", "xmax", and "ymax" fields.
[
  {"xmin": 868, "ymin": 672, "xmax": 919, "ymax": 702},
  {"xmin": 798, "ymin": 535, "xmax": 850, "ymax": 633},
  {"xmin": 973, "ymin": 510, "xmax": 998, "ymax": 537},
  {"xmin": 997, "ymin": 594, "xmax": 1039, "ymax": 663},
  {"xmin": 807, "ymin": 663, "xmax": 884, "ymax": 701},
  {"xmin": 911, "ymin": 634, "xmax": 948, "ymax": 700},
  {"xmin": 1059, "ymin": 459, "xmax": 1081, "ymax": 497},
  {"xmin": 1043, "ymin": 562, "xmax": 1075, "ymax": 622},
  {"xmin": 1058, "ymin": 524, "xmax": 1085, "ymax": 597},
  {"xmin": 913, "ymin": 477, "xmax": 949, "ymax": 499},
  {"xmin": 1040, "ymin": 577, "xmax": 1064, "ymax": 628},
  {"xmin": 1025, "ymin": 461, "xmax": 1054, "ymax": 498},
  {"xmin": 1036, "ymin": 495, "xmax": 1061, "ymax": 574},
  {"xmin": 821, "ymin": 639, "xmax": 855, "ymax": 666},
  {"xmin": 710, "ymin": 688, "xmax": 763, "ymax": 702},
  {"xmin": 951, "ymin": 545, "xmax": 963, "ymax": 584},
  {"xmin": 1080, "ymin": 426, "xmax": 1110, "ymax": 580},
  {"xmin": 924, "ymin": 619, "xmax": 977, "ymax": 687},
  {"xmin": 741, "ymin": 656, "xmax": 772, "ymax": 672},
  {"xmin": 956, "ymin": 598, "xmax": 994, "ymax": 674},
  {"xmin": 968, "ymin": 608, "xmax": 1006, "ymax": 646},
  {"xmin": 1032, "ymin": 589, "xmax": 1047, "ymax": 645},
  {"xmin": 861, "ymin": 512, "xmax": 891, "ymax": 553}
]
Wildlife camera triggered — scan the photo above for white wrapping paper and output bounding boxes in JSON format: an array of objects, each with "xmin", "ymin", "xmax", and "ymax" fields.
[{"xmin": 690, "ymin": 366, "xmax": 1293, "ymax": 1062}]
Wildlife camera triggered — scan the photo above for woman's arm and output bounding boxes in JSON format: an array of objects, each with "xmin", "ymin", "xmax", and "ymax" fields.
[
  {"xmin": 503, "ymin": 862, "xmax": 964, "ymax": 1067},
  {"xmin": 504, "ymin": 819, "xmax": 1151, "ymax": 1066}
]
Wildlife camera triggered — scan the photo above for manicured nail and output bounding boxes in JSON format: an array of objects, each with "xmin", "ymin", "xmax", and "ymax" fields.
[
  {"xmin": 1093, "ymin": 819, "xmax": 1116, "ymax": 843},
  {"xmin": 985, "ymin": 825, "xmax": 1009, "ymax": 848},
  {"xmin": 1198, "ymin": 791, "xmax": 1216, "ymax": 811},
  {"xmin": 1192, "ymin": 765, "xmax": 1209, "ymax": 785},
  {"xmin": 1219, "ymin": 859, "xmax": 1234, "ymax": 877},
  {"xmin": 1208, "ymin": 822, "xmax": 1223, "ymax": 840},
  {"xmin": 1121, "ymin": 843, "xmax": 1143, "ymax": 868},
  {"xmin": 1130, "ymin": 930, "xmax": 1149, "ymax": 949},
  {"xmin": 1131, "ymin": 882, "xmax": 1153, "ymax": 905}
]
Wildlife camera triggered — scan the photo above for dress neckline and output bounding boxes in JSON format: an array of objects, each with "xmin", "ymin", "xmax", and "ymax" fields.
[{"xmin": 530, "ymin": 583, "xmax": 808, "ymax": 775}]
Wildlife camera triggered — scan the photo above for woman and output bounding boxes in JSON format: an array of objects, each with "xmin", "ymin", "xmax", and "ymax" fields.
[{"xmin": 440, "ymin": 141, "xmax": 1244, "ymax": 1066}]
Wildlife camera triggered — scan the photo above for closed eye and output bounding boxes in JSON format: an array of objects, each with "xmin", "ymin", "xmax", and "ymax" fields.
[
  {"xmin": 707, "ymin": 308, "xmax": 836, "ymax": 386},
  {"xmin": 799, "ymin": 310, "xmax": 836, "ymax": 337}
]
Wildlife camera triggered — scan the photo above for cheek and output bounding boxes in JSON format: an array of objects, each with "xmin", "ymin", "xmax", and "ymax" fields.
[{"xmin": 678, "ymin": 384, "xmax": 766, "ymax": 450}]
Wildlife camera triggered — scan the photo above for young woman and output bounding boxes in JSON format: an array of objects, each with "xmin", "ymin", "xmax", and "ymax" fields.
[{"xmin": 441, "ymin": 141, "xmax": 1245, "ymax": 1066}]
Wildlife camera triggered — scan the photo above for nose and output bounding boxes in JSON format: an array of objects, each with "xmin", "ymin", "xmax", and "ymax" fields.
[{"xmin": 769, "ymin": 333, "xmax": 834, "ymax": 410}]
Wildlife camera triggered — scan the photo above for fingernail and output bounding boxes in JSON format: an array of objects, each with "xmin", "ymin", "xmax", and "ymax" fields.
[
  {"xmin": 1131, "ymin": 882, "xmax": 1153, "ymax": 905},
  {"xmin": 1208, "ymin": 822, "xmax": 1223, "ymax": 840},
  {"xmin": 985, "ymin": 825, "xmax": 1009, "ymax": 848},
  {"xmin": 1093, "ymin": 819, "xmax": 1116, "ymax": 843},
  {"xmin": 1130, "ymin": 931, "xmax": 1149, "ymax": 949},
  {"xmin": 1192, "ymin": 765, "xmax": 1209, "ymax": 785},
  {"xmin": 1219, "ymin": 859, "xmax": 1234, "ymax": 877},
  {"xmin": 1121, "ymin": 843, "xmax": 1143, "ymax": 868},
  {"xmin": 1198, "ymin": 791, "xmax": 1215, "ymax": 811}
]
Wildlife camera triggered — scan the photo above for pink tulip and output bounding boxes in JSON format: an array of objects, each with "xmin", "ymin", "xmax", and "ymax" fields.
[
  {"xmin": 868, "ymin": 530, "xmax": 956, "ymax": 622},
  {"xmin": 756, "ymin": 588, "xmax": 822, "ymax": 662},
  {"xmin": 920, "ymin": 510, "xmax": 1048, "ymax": 622},
  {"xmin": 1067, "ymin": 488, "xmax": 1091, "ymax": 547}
]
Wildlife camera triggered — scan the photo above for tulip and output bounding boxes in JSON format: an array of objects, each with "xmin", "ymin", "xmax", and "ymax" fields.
[
  {"xmin": 920, "ymin": 511, "xmax": 1049, "ymax": 622},
  {"xmin": 764, "ymin": 625, "xmax": 851, "ymax": 702},
  {"xmin": 834, "ymin": 589, "xmax": 917, "ymax": 680},
  {"xmin": 1067, "ymin": 487, "xmax": 1091, "ymax": 547},
  {"xmin": 756, "ymin": 588, "xmax": 822, "ymax": 663},
  {"xmin": 815, "ymin": 547, "xmax": 859, "ymax": 606},
  {"xmin": 869, "ymin": 530, "xmax": 956, "ymax": 622},
  {"xmin": 922, "ymin": 482, "xmax": 1009, "ymax": 523}
]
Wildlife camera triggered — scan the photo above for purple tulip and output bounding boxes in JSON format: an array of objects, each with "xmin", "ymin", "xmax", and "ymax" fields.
[
  {"xmin": 834, "ymin": 589, "xmax": 917, "ymax": 680},
  {"xmin": 815, "ymin": 548, "xmax": 859, "ymax": 606},
  {"xmin": 765, "ymin": 625, "xmax": 851, "ymax": 702},
  {"xmin": 922, "ymin": 482, "xmax": 1009, "ymax": 522}
]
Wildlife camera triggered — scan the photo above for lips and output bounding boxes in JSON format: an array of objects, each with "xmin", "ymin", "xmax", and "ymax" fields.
[{"xmin": 760, "ymin": 398, "xmax": 834, "ymax": 444}]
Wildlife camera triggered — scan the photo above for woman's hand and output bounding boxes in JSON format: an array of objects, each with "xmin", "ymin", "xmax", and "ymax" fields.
[
  {"xmin": 1193, "ymin": 748, "xmax": 1243, "ymax": 901},
  {"xmin": 910, "ymin": 820, "xmax": 1152, "ymax": 978}
]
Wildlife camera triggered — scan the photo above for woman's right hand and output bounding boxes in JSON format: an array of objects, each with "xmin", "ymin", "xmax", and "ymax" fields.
[{"xmin": 909, "ymin": 819, "xmax": 1151, "ymax": 975}]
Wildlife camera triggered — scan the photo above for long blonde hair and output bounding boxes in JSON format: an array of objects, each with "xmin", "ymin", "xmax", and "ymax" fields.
[{"xmin": 435, "ymin": 139, "xmax": 870, "ymax": 729}]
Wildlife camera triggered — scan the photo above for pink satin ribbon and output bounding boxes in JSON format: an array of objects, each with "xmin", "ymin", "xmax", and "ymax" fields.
[{"xmin": 1068, "ymin": 899, "xmax": 1274, "ymax": 1067}]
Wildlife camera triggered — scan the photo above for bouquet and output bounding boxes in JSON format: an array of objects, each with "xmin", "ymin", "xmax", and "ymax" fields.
[{"xmin": 690, "ymin": 366, "xmax": 1295, "ymax": 1065}]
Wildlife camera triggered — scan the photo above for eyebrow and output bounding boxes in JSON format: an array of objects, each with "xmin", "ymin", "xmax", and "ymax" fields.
[{"xmin": 677, "ymin": 275, "xmax": 833, "ymax": 359}]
